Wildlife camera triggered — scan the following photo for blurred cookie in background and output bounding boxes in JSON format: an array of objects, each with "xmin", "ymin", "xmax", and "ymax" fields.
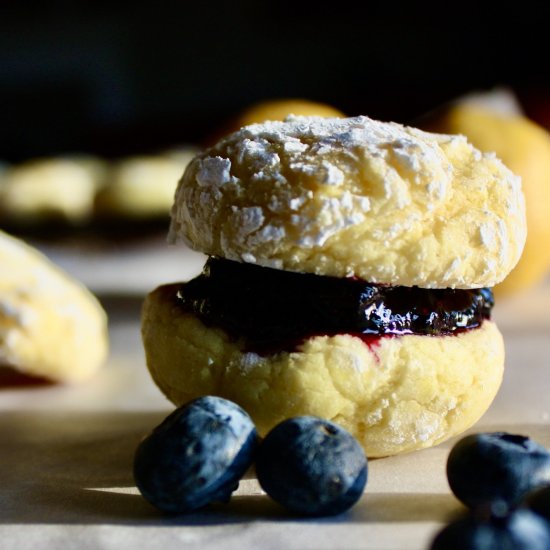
[
  {"xmin": 94, "ymin": 146, "xmax": 198, "ymax": 222},
  {"xmin": 0, "ymin": 155, "xmax": 108, "ymax": 230},
  {"xmin": 0, "ymin": 229, "xmax": 109, "ymax": 384}
]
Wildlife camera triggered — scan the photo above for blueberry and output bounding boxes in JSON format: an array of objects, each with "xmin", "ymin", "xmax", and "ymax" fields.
[
  {"xmin": 255, "ymin": 416, "xmax": 367, "ymax": 516},
  {"xmin": 430, "ymin": 510, "xmax": 550, "ymax": 550},
  {"xmin": 525, "ymin": 485, "xmax": 550, "ymax": 523},
  {"xmin": 133, "ymin": 396, "xmax": 258, "ymax": 514},
  {"xmin": 447, "ymin": 432, "xmax": 550, "ymax": 511}
]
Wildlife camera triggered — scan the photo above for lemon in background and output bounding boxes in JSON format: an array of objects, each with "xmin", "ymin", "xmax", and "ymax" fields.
[
  {"xmin": 206, "ymin": 98, "xmax": 344, "ymax": 145},
  {"xmin": 423, "ymin": 102, "xmax": 550, "ymax": 296},
  {"xmin": 234, "ymin": 98, "xmax": 344, "ymax": 126}
]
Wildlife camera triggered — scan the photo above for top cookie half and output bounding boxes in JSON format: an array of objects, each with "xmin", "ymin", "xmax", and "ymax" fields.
[{"xmin": 169, "ymin": 116, "xmax": 526, "ymax": 288}]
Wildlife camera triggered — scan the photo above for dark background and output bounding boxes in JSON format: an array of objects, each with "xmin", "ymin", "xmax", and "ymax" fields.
[{"xmin": 2, "ymin": 1, "xmax": 550, "ymax": 163}]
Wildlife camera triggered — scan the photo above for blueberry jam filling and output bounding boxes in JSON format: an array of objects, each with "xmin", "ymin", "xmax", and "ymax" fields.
[{"xmin": 176, "ymin": 257, "xmax": 494, "ymax": 354}]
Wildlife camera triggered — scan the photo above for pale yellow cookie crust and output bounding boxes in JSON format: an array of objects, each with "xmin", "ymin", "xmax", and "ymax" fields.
[
  {"xmin": 169, "ymin": 115, "xmax": 526, "ymax": 289},
  {"xmin": 142, "ymin": 283, "xmax": 504, "ymax": 457},
  {"xmin": 0, "ymin": 230, "xmax": 108, "ymax": 382}
]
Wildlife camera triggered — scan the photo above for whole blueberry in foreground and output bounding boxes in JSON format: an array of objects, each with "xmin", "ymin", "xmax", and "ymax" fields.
[
  {"xmin": 447, "ymin": 432, "xmax": 550, "ymax": 511},
  {"xmin": 133, "ymin": 396, "xmax": 257, "ymax": 514},
  {"xmin": 430, "ymin": 510, "xmax": 550, "ymax": 550},
  {"xmin": 255, "ymin": 416, "xmax": 367, "ymax": 516},
  {"xmin": 525, "ymin": 485, "xmax": 550, "ymax": 523}
]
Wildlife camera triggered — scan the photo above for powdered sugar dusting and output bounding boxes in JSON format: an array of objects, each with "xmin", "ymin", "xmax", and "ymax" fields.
[
  {"xmin": 169, "ymin": 114, "xmax": 526, "ymax": 288},
  {"xmin": 196, "ymin": 156, "xmax": 232, "ymax": 188},
  {"xmin": 283, "ymin": 139, "xmax": 308, "ymax": 154},
  {"xmin": 172, "ymin": 116, "xmax": 460, "ymax": 254}
]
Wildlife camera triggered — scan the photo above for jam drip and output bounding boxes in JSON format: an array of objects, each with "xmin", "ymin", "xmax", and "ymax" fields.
[{"xmin": 177, "ymin": 258, "xmax": 494, "ymax": 354}]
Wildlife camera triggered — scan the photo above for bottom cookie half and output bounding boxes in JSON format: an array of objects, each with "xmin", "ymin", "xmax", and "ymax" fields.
[{"xmin": 142, "ymin": 283, "xmax": 504, "ymax": 457}]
